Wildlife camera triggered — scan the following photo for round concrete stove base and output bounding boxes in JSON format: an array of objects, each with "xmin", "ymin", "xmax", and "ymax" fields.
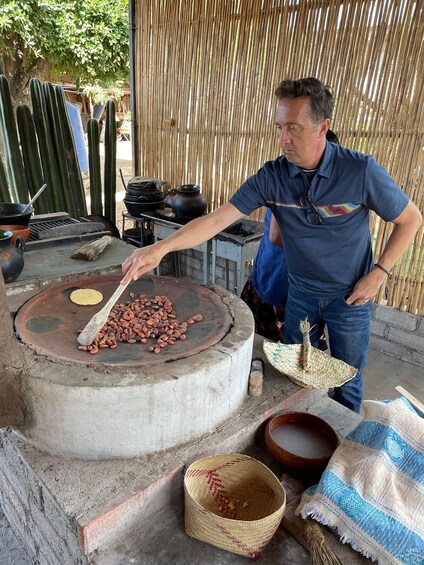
[{"xmin": 20, "ymin": 284, "xmax": 254, "ymax": 459}]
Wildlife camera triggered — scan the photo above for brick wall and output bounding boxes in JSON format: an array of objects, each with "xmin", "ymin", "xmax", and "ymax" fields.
[
  {"xmin": 370, "ymin": 304, "xmax": 424, "ymax": 367},
  {"xmin": 162, "ymin": 248, "xmax": 251, "ymax": 295}
]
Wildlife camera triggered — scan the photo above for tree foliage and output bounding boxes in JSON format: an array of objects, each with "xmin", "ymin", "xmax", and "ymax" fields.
[{"xmin": 0, "ymin": 0, "xmax": 129, "ymax": 103}]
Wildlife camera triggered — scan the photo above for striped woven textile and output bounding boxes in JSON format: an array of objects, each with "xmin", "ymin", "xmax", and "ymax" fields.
[{"xmin": 297, "ymin": 398, "xmax": 424, "ymax": 564}]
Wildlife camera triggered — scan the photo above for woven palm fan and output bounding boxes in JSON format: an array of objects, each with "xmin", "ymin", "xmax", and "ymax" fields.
[{"xmin": 263, "ymin": 318, "xmax": 357, "ymax": 389}]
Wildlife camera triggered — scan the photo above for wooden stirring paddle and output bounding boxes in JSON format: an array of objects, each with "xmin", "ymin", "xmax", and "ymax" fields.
[
  {"xmin": 22, "ymin": 183, "xmax": 47, "ymax": 213},
  {"xmin": 77, "ymin": 281, "xmax": 130, "ymax": 346},
  {"xmin": 395, "ymin": 386, "xmax": 424, "ymax": 414}
]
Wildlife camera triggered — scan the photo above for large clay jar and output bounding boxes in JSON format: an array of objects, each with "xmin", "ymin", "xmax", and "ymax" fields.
[
  {"xmin": 171, "ymin": 184, "xmax": 207, "ymax": 220},
  {"xmin": 0, "ymin": 230, "xmax": 25, "ymax": 283}
]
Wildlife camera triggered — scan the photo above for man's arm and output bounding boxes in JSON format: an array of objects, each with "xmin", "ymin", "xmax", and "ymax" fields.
[
  {"xmin": 121, "ymin": 202, "xmax": 245, "ymax": 283},
  {"xmin": 269, "ymin": 213, "xmax": 284, "ymax": 247},
  {"xmin": 346, "ymin": 200, "xmax": 422, "ymax": 305}
]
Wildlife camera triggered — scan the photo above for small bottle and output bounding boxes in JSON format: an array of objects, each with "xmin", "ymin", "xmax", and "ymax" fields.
[{"xmin": 248, "ymin": 369, "xmax": 263, "ymax": 396}]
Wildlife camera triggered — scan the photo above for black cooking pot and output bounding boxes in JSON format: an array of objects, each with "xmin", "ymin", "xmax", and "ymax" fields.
[
  {"xmin": 125, "ymin": 177, "xmax": 165, "ymax": 203},
  {"xmin": 125, "ymin": 192, "xmax": 164, "ymax": 202},
  {"xmin": 127, "ymin": 176, "xmax": 164, "ymax": 191},
  {"xmin": 123, "ymin": 199, "xmax": 165, "ymax": 217},
  {"xmin": 0, "ymin": 202, "xmax": 33, "ymax": 226},
  {"xmin": 171, "ymin": 185, "xmax": 207, "ymax": 220},
  {"xmin": 125, "ymin": 189, "xmax": 165, "ymax": 201},
  {"xmin": 0, "ymin": 230, "xmax": 25, "ymax": 283}
]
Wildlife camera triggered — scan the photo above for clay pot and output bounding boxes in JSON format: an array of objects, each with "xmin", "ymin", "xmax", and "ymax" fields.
[
  {"xmin": 0, "ymin": 230, "xmax": 25, "ymax": 283},
  {"xmin": 171, "ymin": 184, "xmax": 207, "ymax": 220},
  {"xmin": 0, "ymin": 224, "xmax": 30, "ymax": 244},
  {"xmin": 265, "ymin": 412, "xmax": 339, "ymax": 472}
]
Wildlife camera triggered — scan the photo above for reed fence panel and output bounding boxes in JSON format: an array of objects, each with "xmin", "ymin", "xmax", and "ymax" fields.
[{"xmin": 133, "ymin": 0, "xmax": 424, "ymax": 314}]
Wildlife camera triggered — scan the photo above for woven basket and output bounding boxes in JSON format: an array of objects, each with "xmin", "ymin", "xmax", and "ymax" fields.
[
  {"xmin": 263, "ymin": 340, "xmax": 357, "ymax": 389},
  {"xmin": 184, "ymin": 453, "xmax": 286, "ymax": 559}
]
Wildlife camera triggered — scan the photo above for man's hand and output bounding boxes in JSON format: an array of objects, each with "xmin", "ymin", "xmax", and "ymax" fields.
[
  {"xmin": 121, "ymin": 242, "xmax": 166, "ymax": 284},
  {"xmin": 345, "ymin": 268, "xmax": 387, "ymax": 305},
  {"xmin": 347, "ymin": 200, "xmax": 422, "ymax": 306}
]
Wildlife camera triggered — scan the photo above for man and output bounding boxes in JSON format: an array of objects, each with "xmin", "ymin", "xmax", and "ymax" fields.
[
  {"xmin": 240, "ymin": 130, "xmax": 339, "ymax": 344},
  {"xmin": 122, "ymin": 77, "xmax": 422, "ymax": 413}
]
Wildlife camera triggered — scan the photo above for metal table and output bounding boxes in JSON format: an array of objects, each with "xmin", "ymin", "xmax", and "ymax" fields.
[
  {"xmin": 211, "ymin": 219, "xmax": 264, "ymax": 296},
  {"xmin": 122, "ymin": 210, "xmax": 210, "ymax": 285},
  {"xmin": 122, "ymin": 212, "xmax": 153, "ymax": 247},
  {"xmin": 121, "ymin": 213, "xmax": 265, "ymax": 294}
]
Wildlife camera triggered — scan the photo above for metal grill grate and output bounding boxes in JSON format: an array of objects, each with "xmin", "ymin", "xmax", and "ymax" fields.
[
  {"xmin": 25, "ymin": 215, "xmax": 111, "ymax": 251},
  {"xmin": 28, "ymin": 218, "xmax": 80, "ymax": 241}
]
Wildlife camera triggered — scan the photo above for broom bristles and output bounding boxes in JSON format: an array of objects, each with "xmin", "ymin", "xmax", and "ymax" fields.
[
  {"xmin": 305, "ymin": 519, "xmax": 343, "ymax": 565},
  {"xmin": 71, "ymin": 235, "xmax": 113, "ymax": 261}
]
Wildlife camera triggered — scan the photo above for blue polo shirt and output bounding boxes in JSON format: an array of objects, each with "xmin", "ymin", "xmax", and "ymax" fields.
[
  {"xmin": 230, "ymin": 142, "xmax": 409, "ymax": 298},
  {"xmin": 251, "ymin": 209, "xmax": 289, "ymax": 306}
]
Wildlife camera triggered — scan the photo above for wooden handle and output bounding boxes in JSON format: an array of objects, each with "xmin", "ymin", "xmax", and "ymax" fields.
[
  {"xmin": 23, "ymin": 183, "xmax": 47, "ymax": 212},
  {"xmin": 395, "ymin": 386, "xmax": 424, "ymax": 414},
  {"xmin": 102, "ymin": 280, "xmax": 129, "ymax": 312},
  {"xmin": 77, "ymin": 281, "xmax": 130, "ymax": 346}
]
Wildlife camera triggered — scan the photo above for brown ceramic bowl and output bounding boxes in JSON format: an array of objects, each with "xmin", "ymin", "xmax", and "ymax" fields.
[
  {"xmin": 0, "ymin": 224, "xmax": 30, "ymax": 244},
  {"xmin": 265, "ymin": 412, "xmax": 339, "ymax": 471}
]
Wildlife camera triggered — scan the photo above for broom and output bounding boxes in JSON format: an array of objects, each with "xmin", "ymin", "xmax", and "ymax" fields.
[
  {"xmin": 299, "ymin": 317, "xmax": 312, "ymax": 371},
  {"xmin": 71, "ymin": 235, "xmax": 113, "ymax": 261},
  {"xmin": 304, "ymin": 519, "xmax": 343, "ymax": 565}
]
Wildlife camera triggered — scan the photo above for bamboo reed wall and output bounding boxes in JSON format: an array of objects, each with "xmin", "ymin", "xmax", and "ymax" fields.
[{"xmin": 133, "ymin": 0, "xmax": 424, "ymax": 315}]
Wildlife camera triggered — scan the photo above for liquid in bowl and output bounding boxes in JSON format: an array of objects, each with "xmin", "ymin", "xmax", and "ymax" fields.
[{"xmin": 271, "ymin": 423, "xmax": 334, "ymax": 459}]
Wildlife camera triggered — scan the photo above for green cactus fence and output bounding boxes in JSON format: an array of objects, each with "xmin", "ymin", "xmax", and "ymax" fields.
[
  {"xmin": 0, "ymin": 76, "xmax": 28, "ymax": 202},
  {"xmin": 0, "ymin": 154, "xmax": 11, "ymax": 202},
  {"xmin": 104, "ymin": 99, "xmax": 117, "ymax": 225},
  {"xmin": 1, "ymin": 76, "xmax": 87, "ymax": 215},
  {"xmin": 16, "ymin": 104, "xmax": 47, "ymax": 213},
  {"xmin": 55, "ymin": 86, "xmax": 87, "ymax": 218},
  {"xmin": 87, "ymin": 118, "xmax": 103, "ymax": 216}
]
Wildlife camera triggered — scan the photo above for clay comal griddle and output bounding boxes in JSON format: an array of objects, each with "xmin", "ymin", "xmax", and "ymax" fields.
[{"xmin": 15, "ymin": 275, "xmax": 232, "ymax": 366}]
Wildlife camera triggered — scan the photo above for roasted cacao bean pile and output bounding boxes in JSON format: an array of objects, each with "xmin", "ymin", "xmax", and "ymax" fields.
[{"xmin": 77, "ymin": 292, "xmax": 203, "ymax": 354}]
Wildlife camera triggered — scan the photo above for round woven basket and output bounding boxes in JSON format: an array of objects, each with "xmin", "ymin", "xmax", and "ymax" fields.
[{"xmin": 184, "ymin": 453, "xmax": 286, "ymax": 559}]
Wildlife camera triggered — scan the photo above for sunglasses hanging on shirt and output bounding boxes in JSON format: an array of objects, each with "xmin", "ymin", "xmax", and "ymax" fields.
[{"xmin": 300, "ymin": 193, "xmax": 322, "ymax": 225}]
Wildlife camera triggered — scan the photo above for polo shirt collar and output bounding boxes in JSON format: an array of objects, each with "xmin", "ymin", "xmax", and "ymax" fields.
[{"xmin": 287, "ymin": 141, "xmax": 334, "ymax": 179}]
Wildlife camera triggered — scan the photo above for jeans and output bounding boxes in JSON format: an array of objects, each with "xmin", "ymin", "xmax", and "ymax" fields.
[{"xmin": 283, "ymin": 286, "xmax": 372, "ymax": 413}]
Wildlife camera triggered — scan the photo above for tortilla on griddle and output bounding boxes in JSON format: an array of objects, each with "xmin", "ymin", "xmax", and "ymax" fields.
[{"xmin": 70, "ymin": 288, "xmax": 103, "ymax": 306}]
